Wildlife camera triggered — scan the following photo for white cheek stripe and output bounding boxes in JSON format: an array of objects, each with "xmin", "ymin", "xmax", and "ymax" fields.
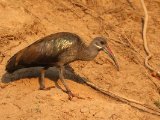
[{"xmin": 94, "ymin": 44, "xmax": 102, "ymax": 49}]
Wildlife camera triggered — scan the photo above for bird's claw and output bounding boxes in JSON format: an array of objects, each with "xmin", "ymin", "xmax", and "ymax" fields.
[
  {"xmin": 67, "ymin": 91, "xmax": 84, "ymax": 100},
  {"xmin": 39, "ymin": 87, "xmax": 52, "ymax": 90},
  {"xmin": 39, "ymin": 87, "xmax": 45, "ymax": 90}
]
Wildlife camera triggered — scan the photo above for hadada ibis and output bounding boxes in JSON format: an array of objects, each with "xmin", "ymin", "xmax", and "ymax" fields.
[{"xmin": 6, "ymin": 32, "xmax": 119, "ymax": 99}]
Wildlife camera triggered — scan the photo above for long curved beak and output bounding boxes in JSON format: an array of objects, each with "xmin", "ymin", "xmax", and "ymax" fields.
[{"xmin": 103, "ymin": 46, "xmax": 119, "ymax": 71}]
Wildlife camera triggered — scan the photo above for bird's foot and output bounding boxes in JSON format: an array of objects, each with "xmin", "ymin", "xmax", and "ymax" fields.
[
  {"xmin": 39, "ymin": 86, "xmax": 45, "ymax": 90},
  {"xmin": 39, "ymin": 86, "xmax": 52, "ymax": 90},
  {"xmin": 67, "ymin": 91, "xmax": 84, "ymax": 100}
]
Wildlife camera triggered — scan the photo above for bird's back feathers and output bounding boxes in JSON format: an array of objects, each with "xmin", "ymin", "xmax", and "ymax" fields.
[{"xmin": 6, "ymin": 32, "xmax": 83, "ymax": 73}]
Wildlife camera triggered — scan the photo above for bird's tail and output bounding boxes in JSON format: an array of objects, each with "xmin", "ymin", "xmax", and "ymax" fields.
[{"xmin": 6, "ymin": 54, "xmax": 22, "ymax": 73}]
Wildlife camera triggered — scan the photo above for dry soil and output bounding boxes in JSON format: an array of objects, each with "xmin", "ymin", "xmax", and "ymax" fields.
[{"xmin": 0, "ymin": 0, "xmax": 160, "ymax": 120}]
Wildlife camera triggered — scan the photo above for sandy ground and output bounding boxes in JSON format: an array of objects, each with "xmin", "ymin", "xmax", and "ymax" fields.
[{"xmin": 0, "ymin": 0, "xmax": 160, "ymax": 119}]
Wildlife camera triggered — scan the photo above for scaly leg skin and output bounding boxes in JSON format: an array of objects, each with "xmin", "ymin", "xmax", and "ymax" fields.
[
  {"xmin": 59, "ymin": 65, "xmax": 83, "ymax": 100},
  {"xmin": 39, "ymin": 68, "xmax": 46, "ymax": 90}
]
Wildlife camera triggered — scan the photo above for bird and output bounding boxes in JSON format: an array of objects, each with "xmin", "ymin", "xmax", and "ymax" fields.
[{"xmin": 6, "ymin": 32, "xmax": 119, "ymax": 100}]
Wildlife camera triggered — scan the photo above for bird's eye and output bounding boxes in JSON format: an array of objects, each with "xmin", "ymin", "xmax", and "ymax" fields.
[{"xmin": 100, "ymin": 41, "xmax": 104, "ymax": 44}]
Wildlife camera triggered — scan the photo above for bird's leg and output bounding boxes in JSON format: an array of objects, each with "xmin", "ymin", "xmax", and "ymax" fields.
[
  {"xmin": 65, "ymin": 64, "xmax": 75, "ymax": 73},
  {"xmin": 58, "ymin": 66, "xmax": 75, "ymax": 100},
  {"xmin": 39, "ymin": 68, "xmax": 46, "ymax": 90}
]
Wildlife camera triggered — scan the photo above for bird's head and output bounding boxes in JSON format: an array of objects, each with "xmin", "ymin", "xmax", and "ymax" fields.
[{"xmin": 92, "ymin": 37, "xmax": 119, "ymax": 71}]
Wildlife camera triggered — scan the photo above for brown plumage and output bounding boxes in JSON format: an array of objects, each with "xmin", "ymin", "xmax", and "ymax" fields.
[{"xmin": 6, "ymin": 32, "xmax": 119, "ymax": 100}]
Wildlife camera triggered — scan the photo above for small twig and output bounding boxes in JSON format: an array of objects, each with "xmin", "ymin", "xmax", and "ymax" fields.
[
  {"xmin": 140, "ymin": 0, "xmax": 160, "ymax": 78},
  {"xmin": 123, "ymin": 33, "xmax": 140, "ymax": 54},
  {"xmin": 126, "ymin": 0, "xmax": 135, "ymax": 9},
  {"xmin": 109, "ymin": 29, "xmax": 144, "ymax": 61},
  {"xmin": 82, "ymin": 78, "xmax": 160, "ymax": 116},
  {"xmin": 0, "ymin": 52, "xmax": 5, "ymax": 64},
  {"xmin": 144, "ymin": 69, "xmax": 160, "ymax": 93}
]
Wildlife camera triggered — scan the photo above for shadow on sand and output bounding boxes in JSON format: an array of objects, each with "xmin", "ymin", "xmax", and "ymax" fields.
[{"xmin": 1, "ymin": 65, "xmax": 86, "ymax": 91}]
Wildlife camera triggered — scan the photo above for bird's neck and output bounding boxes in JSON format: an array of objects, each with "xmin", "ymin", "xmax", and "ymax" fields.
[{"xmin": 77, "ymin": 44, "xmax": 99, "ymax": 61}]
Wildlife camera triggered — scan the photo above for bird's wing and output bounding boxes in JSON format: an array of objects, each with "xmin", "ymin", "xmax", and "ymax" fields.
[{"xmin": 16, "ymin": 36, "xmax": 78, "ymax": 66}]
